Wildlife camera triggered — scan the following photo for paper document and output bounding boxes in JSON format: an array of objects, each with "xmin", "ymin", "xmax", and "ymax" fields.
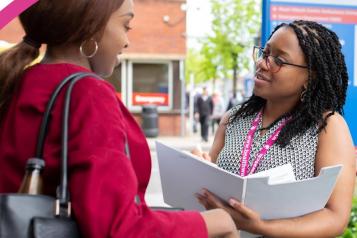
[
  {"xmin": 156, "ymin": 141, "xmax": 342, "ymax": 238},
  {"xmin": 247, "ymin": 163, "xmax": 296, "ymax": 184}
]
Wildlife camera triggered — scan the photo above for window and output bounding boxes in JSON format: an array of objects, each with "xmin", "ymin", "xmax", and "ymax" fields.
[
  {"xmin": 129, "ymin": 62, "xmax": 172, "ymax": 109},
  {"xmin": 106, "ymin": 64, "xmax": 123, "ymax": 101}
]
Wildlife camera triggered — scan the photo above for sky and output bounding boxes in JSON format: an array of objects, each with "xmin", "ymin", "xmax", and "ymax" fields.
[{"xmin": 186, "ymin": 0, "xmax": 213, "ymax": 49}]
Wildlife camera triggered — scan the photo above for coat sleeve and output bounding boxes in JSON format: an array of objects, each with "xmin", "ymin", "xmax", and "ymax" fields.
[{"xmin": 66, "ymin": 77, "xmax": 208, "ymax": 238}]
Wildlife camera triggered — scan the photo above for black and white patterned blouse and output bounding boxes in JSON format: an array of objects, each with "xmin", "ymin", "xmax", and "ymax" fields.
[{"xmin": 217, "ymin": 105, "xmax": 318, "ymax": 180}]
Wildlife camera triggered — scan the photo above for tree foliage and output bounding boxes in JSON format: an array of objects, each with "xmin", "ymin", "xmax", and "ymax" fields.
[{"xmin": 187, "ymin": 0, "xmax": 260, "ymax": 92}]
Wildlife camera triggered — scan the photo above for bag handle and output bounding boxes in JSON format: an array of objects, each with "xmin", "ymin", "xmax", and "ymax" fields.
[
  {"xmin": 57, "ymin": 73, "xmax": 102, "ymax": 208},
  {"xmin": 34, "ymin": 72, "xmax": 101, "ymax": 216},
  {"xmin": 35, "ymin": 72, "xmax": 99, "ymax": 158}
]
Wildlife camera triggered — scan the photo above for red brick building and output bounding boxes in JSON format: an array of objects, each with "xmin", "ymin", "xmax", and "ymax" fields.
[{"xmin": 0, "ymin": 0, "xmax": 187, "ymax": 136}]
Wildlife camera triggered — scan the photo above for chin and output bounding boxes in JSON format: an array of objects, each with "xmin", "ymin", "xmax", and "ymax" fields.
[
  {"xmin": 99, "ymin": 69, "xmax": 114, "ymax": 78},
  {"xmin": 90, "ymin": 58, "xmax": 115, "ymax": 78},
  {"xmin": 253, "ymin": 87, "xmax": 262, "ymax": 97},
  {"xmin": 253, "ymin": 88, "xmax": 268, "ymax": 100},
  {"xmin": 93, "ymin": 64, "xmax": 115, "ymax": 78}
]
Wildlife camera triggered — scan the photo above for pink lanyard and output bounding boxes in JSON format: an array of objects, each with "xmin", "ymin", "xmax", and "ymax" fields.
[{"xmin": 239, "ymin": 110, "xmax": 290, "ymax": 176}]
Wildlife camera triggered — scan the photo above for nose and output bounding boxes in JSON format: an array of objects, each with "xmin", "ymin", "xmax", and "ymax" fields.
[
  {"xmin": 256, "ymin": 57, "xmax": 269, "ymax": 71},
  {"xmin": 123, "ymin": 36, "xmax": 130, "ymax": 49}
]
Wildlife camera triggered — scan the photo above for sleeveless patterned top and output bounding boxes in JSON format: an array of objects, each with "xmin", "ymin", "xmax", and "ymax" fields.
[{"xmin": 217, "ymin": 105, "xmax": 318, "ymax": 180}]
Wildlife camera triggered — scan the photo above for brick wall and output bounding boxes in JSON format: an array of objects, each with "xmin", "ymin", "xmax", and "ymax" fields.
[
  {"xmin": 126, "ymin": 0, "xmax": 186, "ymax": 55},
  {"xmin": 0, "ymin": 0, "xmax": 187, "ymax": 56},
  {"xmin": 0, "ymin": 0, "xmax": 187, "ymax": 137},
  {"xmin": 133, "ymin": 112, "xmax": 183, "ymax": 136}
]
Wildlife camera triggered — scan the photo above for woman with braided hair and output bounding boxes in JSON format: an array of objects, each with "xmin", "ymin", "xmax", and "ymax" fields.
[
  {"xmin": 195, "ymin": 20, "xmax": 356, "ymax": 237},
  {"xmin": 0, "ymin": 0, "xmax": 240, "ymax": 237}
]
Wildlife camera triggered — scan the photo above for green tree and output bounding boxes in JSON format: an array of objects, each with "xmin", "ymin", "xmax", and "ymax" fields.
[
  {"xmin": 200, "ymin": 0, "xmax": 261, "ymax": 93},
  {"xmin": 185, "ymin": 47, "xmax": 219, "ymax": 86},
  {"xmin": 185, "ymin": 49, "xmax": 205, "ymax": 83}
]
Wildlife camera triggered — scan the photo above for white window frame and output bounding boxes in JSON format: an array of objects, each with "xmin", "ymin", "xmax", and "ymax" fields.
[
  {"xmin": 113, "ymin": 59, "xmax": 128, "ymax": 106},
  {"xmin": 121, "ymin": 59, "xmax": 128, "ymax": 106},
  {"xmin": 127, "ymin": 60, "xmax": 173, "ymax": 112}
]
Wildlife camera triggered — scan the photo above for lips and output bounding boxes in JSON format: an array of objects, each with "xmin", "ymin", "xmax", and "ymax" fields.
[{"xmin": 255, "ymin": 72, "xmax": 271, "ymax": 82}]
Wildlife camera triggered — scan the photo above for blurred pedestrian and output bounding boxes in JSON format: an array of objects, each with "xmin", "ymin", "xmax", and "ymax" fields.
[
  {"xmin": 193, "ymin": 89, "xmax": 201, "ymax": 133},
  {"xmin": 197, "ymin": 87, "xmax": 213, "ymax": 142},
  {"xmin": 226, "ymin": 92, "xmax": 239, "ymax": 111},
  {"xmin": 211, "ymin": 91, "xmax": 225, "ymax": 134}
]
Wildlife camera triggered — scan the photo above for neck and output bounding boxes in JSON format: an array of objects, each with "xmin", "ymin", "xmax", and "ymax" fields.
[
  {"xmin": 262, "ymin": 99, "xmax": 296, "ymax": 127},
  {"xmin": 41, "ymin": 45, "xmax": 91, "ymax": 70}
]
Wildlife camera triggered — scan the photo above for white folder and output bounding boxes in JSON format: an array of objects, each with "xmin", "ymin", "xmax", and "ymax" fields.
[{"xmin": 155, "ymin": 141, "xmax": 342, "ymax": 237}]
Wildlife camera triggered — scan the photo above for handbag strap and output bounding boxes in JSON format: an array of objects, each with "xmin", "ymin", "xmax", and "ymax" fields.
[
  {"xmin": 58, "ymin": 73, "xmax": 103, "ymax": 208},
  {"xmin": 60, "ymin": 75, "xmax": 133, "ymax": 208},
  {"xmin": 35, "ymin": 72, "xmax": 99, "ymax": 157},
  {"xmin": 35, "ymin": 71, "xmax": 131, "ymax": 214},
  {"xmin": 34, "ymin": 72, "xmax": 101, "ymax": 216}
]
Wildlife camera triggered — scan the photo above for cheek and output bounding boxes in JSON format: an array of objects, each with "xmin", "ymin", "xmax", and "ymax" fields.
[
  {"xmin": 102, "ymin": 28, "xmax": 125, "ymax": 54},
  {"xmin": 271, "ymin": 71, "xmax": 306, "ymax": 92},
  {"xmin": 89, "ymin": 36, "xmax": 120, "ymax": 76}
]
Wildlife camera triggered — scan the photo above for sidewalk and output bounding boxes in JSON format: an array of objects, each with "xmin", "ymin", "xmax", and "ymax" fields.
[{"xmin": 146, "ymin": 132, "xmax": 213, "ymax": 152}]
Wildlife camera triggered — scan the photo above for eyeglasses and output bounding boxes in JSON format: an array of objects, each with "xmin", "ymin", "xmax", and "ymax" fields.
[{"xmin": 253, "ymin": 46, "xmax": 308, "ymax": 73}]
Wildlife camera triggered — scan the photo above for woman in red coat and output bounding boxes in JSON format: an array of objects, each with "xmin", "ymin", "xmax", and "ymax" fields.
[{"xmin": 0, "ymin": 0, "xmax": 238, "ymax": 237}]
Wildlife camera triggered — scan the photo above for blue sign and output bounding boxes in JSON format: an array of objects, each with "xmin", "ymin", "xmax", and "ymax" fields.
[{"xmin": 261, "ymin": 0, "xmax": 357, "ymax": 145}]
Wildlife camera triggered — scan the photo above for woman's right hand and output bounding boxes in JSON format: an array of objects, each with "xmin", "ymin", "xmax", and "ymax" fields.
[
  {"xmin": 191, "ymin": 146, "xmax": 213, "ymax": 162},
  {"xmin": 201, "ymin": 209, "xmax": 239, "ymax": 238}
]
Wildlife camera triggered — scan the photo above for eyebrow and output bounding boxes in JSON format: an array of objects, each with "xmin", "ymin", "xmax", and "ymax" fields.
[{"xmin": 266, "ymin": 43, "xmax": 292, "ymax": 61}]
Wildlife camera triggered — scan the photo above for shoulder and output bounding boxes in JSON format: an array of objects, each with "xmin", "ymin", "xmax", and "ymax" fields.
[
  {"xmin": 317, "ymin": 111, "xmax": 354, "ymax": 158},
  {"xmin": 55, "ymin": 68, "xmax": 121, "ymax": 117},
  {"xmin": 220, "ymin": 104, "xmax": 241, "ymax": 125},
  {"xmin": 73, "ymin": 77, "xmax": 120, "ymax": 113},
  {"xmin": 224, "ymin": 104, "xmax": 242, "ymax": 123},
  {"xmin": 72, "ymin": 74, "xmax": 116, "ymax": 98},
  {"xmin": 219, "ymin": 111, "xmax": 231, "ymax": 126},
  {"xmin": 319, "ymin": 112, "xmax": 349, "ymax": 136},
  {"xmin": 24, "ymin": 63, "xmax": 117, "ymax": 98}
]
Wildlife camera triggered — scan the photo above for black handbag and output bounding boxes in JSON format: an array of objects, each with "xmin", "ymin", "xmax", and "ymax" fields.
[{"xmin": 0, "ymin": 72, "xmax": 101, "ymax": 238}]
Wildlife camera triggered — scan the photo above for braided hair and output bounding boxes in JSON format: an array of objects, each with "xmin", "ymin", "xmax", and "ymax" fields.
[{"xmin": 232, "ymin": 20, "xmax": 348, "ymax": 147}]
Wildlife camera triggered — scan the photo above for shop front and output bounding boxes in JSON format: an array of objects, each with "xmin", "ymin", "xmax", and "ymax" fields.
[{"xmin": 107, "ymin": 56, "xmax": 185, "ymax": 136}]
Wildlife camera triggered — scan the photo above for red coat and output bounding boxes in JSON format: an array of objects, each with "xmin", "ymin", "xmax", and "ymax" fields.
[{"xmin": 0, "ymin": 63, "xmax": 208, "ymax": 238}]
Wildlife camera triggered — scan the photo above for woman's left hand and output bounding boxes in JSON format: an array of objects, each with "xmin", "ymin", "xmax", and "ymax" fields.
[{"xmin": 196, "ymin": 189, "xmax": 266, "ymax": 234}]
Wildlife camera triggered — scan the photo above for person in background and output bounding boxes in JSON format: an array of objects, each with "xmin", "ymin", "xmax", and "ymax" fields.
[
  {"xmin": 0, "ymin": 0, "xmax": 239, "ymax": 237},
  {"xmin": 197, "ymin": 87, "xmax": 214, "ymax": 142},
  {"xmin": 211, "ymin": 91, "xmax": 225, "ymax": 135},
  {"xmin": 193, "ymin": 89, "xmax": 201, "ymax": 133},
  {"xmin": 226, "ymin": 90, "xmax": 244, "ymax": 111},
  {"xmin": 194, "ymin": 20, "xmax": 355, "ymax": 237}
]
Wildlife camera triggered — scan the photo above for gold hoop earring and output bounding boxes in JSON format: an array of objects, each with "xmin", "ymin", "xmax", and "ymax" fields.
[
  {"xmin": 300, "ymin": 89, "xmax": 307, "ymax": 102},
  {"xmin": 79, "ymin": 39, "xmax": 98, "ymax": 58}
]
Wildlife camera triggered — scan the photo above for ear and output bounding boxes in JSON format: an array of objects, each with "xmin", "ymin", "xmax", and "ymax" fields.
[{"xmin": 303, "ymin": 82, "xmax": 308, "ymax": 90}]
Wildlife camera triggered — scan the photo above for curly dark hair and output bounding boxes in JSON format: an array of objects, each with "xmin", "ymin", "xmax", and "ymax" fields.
[{"xmin": 232, "ymin": 20, "xmax": 348, "ymax": 147}]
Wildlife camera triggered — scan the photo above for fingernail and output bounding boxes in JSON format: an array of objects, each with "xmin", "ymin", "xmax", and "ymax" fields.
[{"xmin": 229, "ymin": 199, "xmax": 237, "ymax": 206}]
